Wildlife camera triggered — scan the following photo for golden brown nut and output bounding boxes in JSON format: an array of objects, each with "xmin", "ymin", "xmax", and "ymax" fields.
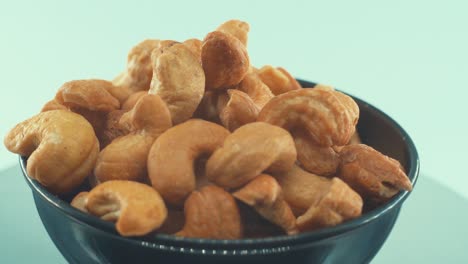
[
  {"xmin": 176, "ymin": 185, "xmax": 242, "ymax": 239},
  {"xmin": 258, "ymin": 88, "xmax": 359, "ymax": 147},
  {"xmin": 114, "ymin": 39, "xmax": 161, "ymax": 92},
  {"xmin": 216, "ymin": 19, "xmax": 250, "ymax": 46},
  {"xmin": 294, "ymin": 129, "xmax": 340, "ymax": 176},
  {"xmin": 237, "ymin": 72, "xmax": 274, "ymax": 109},
  {"xmin": 71, "ymin": 192, "xmax": 89, "ymax": 212},
  {"xmin": 296, "ymin": 177, "xmax": 363, "ymax": 231},
  {"xmin": 192, "ymin": 91, "xmax": 224, "ymax": 122},
  {"xmin": 206, "ymin": 122, "xmax": 296, "ymax": 189},
  {"xmin": 41, "ymin": 99, "xmax": 68, "ymax": 112},
  {"xmin": 219, "ymin": 89, "xmax": 259, "ymax": 131},
  {"xmin": 183, "ymin": 38, "xmax": 203, "ymax": 61},
  {"xmin": 99, "ymin": 110, "xmax": 129, "ymax": 148},
  {"xmin": 121, "ymin": 91, "xmax": 147, "ymax": 111},
  {"xmin": 94, "ymin": 94, "xmax": 172, "ymax": 183},
  {"xmin": 233, "ymin": 174, "xmax": 297, "ymax": 234},
  {"xmin": 202, "ymin": 31, "xmax": 250, "ymax": 90},
  {"xmin": 148, "ymin": 119, "xmax": 230, "ymax": 206},
  {"xmin": 257, "ymin": 66, "xmax": 301, "ymax": 95},
  {"xmin": 149, "ymin": 42, "xmax": 205, "ymax": 124},
  {"xmin": 338, "ymin": 144, "xmax": 412, "ymax": 203},
  {"xmin": 4, "ymin": 110, "xmax": 99, "ymax": 194},
  {"xmin": 86, "ymin": 180, "xmax": 167, "ymax": 237}
]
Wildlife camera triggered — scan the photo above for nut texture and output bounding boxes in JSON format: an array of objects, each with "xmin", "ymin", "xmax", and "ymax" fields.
[
  {"xmin": 176, "ymin": 185, "xmax": 242, "ymax": 239},
  {"xmin": 202, "ymin": 31, "xmax": 250, "ymax": 90},
  {"xmin": 149, "ymin": 42, "xmax": 205, "ymax": 124},
  {"xmin": 86, "ymin": 180, "xmax": 167, "ymax": 236},
  {"xmin": 233, "ymin": 174, "xmax": 297, "ymax": 234},
  {"xmin": 206, "ymin": 122, "xmax": 297, "ymax": 189},
  {"xmin": 237, "ymin": 72, "xmax": 274, "ymax": 109},
  {"xmin": 219, "ymin": 89, "xmax": 259, "ymax": 131},
  {"xmin": 216, "ymin": 19, "xmax": 250, "ymax": 46},
  {"xmin": 257, "ymin": 66, "xmax": 301, "ymax": 95},
  {"xmin": 258, "ymin": 88, "xmax": 359, "ymax": 147},
  {"xmin": 148, "ymin": 119, "xmax": 230, "ymax": 206},
  {"xmin": 4, "ymin": 110, "xmax": 99, "ymax": 194},
  {"xmin": 338, "ymin": 144, "xmax": 412, "ymax": 203}
]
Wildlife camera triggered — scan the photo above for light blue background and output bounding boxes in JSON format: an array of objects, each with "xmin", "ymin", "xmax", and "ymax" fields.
[{"xmin": 1, "ymin": 1, "xmax": 467, "ymax": 263}]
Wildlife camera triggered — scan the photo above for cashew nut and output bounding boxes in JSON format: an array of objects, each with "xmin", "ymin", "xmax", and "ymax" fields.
[
  {"xmin": 4, "ymin": 110, "xmax": 99, "ymax": 194},
  {"xmin": 121, "ymin": 91, "xmax": 147, "ymax": 112},
  {"xmin": 71, "ymin": 191, "xmax": 89, "ymax": 212},
  {"xmin": 258, "ymin": 88, "xmax": 359, "ymax": 147},
  {"xmin": 338, "ymin": 144, "xmax": 412, "ymax": 203},
  {"xmin": 233, "ymin": 174, "xmax": 298, "ymax": 234},
  {"xmin": 216, "ymin": 19, "xmax": 250, "ymax": 47},
  {"xmin": 183, "ymin": 38, "xmax": 202, "ymax": 62},
  {"xmin": 206, "ymin": 122, "xmax": 297, "ymax": 189},
  {"xmin": 202, "ymin": 31, "xmax": 250, "ymax": 90},
  {"xmin": 85, "ymin": 180, "xmax": 167, "ymax": 237},
  {"xmin": 219, "ymin": 89, "xmax": 259, "ymax": 131},
  {"xmin": 257, "ymin": 66, "xmax": 301, "ymax": 95},
  {"xmin": 149, "ymin": 42, "xmax": 205, "ymax": 124},
  {"xmin": 176, "ymin": 185, "xmax": 242, "ymax": 239},
  {"xmin": 237, "ymin": 72, "xmax": 274, "ymax": 109},
  {"xmin": 94, "ymin": 94, "xmax": 172, "ymax": 183},
  {"xmin": 147, "ymin": 119, "xmax": 230, "ymax": 206}
]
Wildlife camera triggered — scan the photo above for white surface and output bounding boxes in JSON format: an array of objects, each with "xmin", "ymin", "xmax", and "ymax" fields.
[{"xmin": 1, "ymin": 1, "xmax": 467, "ymax": 199}]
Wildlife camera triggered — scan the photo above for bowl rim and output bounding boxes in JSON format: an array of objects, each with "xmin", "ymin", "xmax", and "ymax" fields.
[{"xmin": 20, "ymin": 79, "xmax": 420, "ymax": 252}]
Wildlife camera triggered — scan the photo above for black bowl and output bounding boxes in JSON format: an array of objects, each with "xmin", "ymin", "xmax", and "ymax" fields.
[{"xmin": 21, "ymin": 79, "xmax": 419, "ymax": 264}]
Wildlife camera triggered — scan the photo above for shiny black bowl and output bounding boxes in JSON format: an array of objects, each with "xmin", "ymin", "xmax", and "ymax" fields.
[{"xmin": 21, "ymin": 79, "xmax": 419, "ymax": 264}]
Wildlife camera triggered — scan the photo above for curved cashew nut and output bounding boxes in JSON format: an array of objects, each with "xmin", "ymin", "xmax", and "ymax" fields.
[
  {"xmin": 273, "ymin": 165, "xmax": 362, "ymax": 231},
  {"xmin": 202, "ymin": 31, "xmax": 250, "ymax": 90},
  {"xmin": 257, "ymin": 66, "xmax": 301, "ymax": 95},
  {"xmin": 94, "ymin": 94, "xmax": 172, "ymax": 183},
  {"xmin": 176, "ymin": 185, "xmax": 242, "ymax": 239},
  {"xmin": 147, "ymin": 119, "xmax": 230, "ymax": 206},
  {"xmin": 85, "ymin": 180, "xmax": 167, "ymax": 237},
  {"xmin": 216, "ymin": 19, "xmax": 250, "ymax": 47},
  {"xmin": 293, "ymin": 129, "xmax": 340, "ymax": 176},
  {"xmin": 338, "ymin": 144, "xmax": 412, "ymax": 203},
  {"xmin": 237, "ymin": 72, "xmax": 274, "ymax": 109},
  {"xmin": 4, "ymin": 110, "xmax": 99, "ymax": 194},
  {"xmin": 233, "ymin": 174, "xmax": 297, "ymax": 234},
  {"xmin": 258, "ymin": 88, "xmax": 359, "ymax": 147},
  {"xmin": 206, "ymin": 122, "xmax": 297, "ymax": 189},
  {"xmin": 219, "ymin": 89, "xmax": 259, "ymax": 131},
  {"xmin": 149, "ymin": 42, "xmax": 205, "ymax": 124}
]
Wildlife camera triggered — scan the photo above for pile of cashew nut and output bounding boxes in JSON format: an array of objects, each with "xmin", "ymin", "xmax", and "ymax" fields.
[{"xmin": 4, "ymin": 19, "xmax": 412, "ymax": 239}]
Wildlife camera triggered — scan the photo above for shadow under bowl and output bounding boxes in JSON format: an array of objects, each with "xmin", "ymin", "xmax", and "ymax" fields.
[{"xmin": 21, "ymin": 79, "xmax": 419, "ymax": 264}]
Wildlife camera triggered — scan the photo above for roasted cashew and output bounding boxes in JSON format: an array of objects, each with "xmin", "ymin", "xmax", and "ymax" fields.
[
  {"xmin": 94, "ymin": 94, "xmax": 172, "ymax": 183},
  {"xmin": 193, "ymin": 90, "xmax": 224, "ymax": 122},
  {"xmin": 237, "ymin": 72, "xmax": 274, "ymax": 109},
  {"xmin": 233, "ymin": 174, "xmax": 297, "ymax": 234},
  {"xmin": 219, "ymin": 89, "xmax": 259, "ymax": 131},
  {"xmin": 183, "ymin": 38, "xmax": 202, "ymax": 62},
  {"xmin": 71, "ymin": 191, "xmax": 89, "ymax": 212},
  {"xmin": 206, "ymin": 122, "xmax": 296, "ymax": 189},
  {"xmin": 176, "ymin": 185, "xmax": 242, "ymax": 239},
  {"xmin": 257, "ymin": 66, "xmax": 301, "ymax": 95},
  {"xmin": 147, "ymin": 119, "xmax": 230, "ymax": 206},
  {"xmin": 121, "ymin": 91, "xmax": 147, "ymax": 111},
  {"xmin": 149, "ymin": 42, "xmax": 205, "ymax": 124},
  {"xmin": 258, "ymin": 88, "xmax": 359, "ymax": 147},
  {"xmin": 85, "ymin": 180, "xmax": 167, "ymax": 237},
  {"xmin": 216, "ymin": 19, "xmax": 250, "ymax": 47},
  {"xmin": 4, "ymin": 110, "xmax": 99, "ymax": 194},
  {"xmin": 338, "ymin": 144, "xmax": 412, "ymax": 203},
  {"xmin": 202, "ymin": 31, "xmax": 250, "ymax": 90}
]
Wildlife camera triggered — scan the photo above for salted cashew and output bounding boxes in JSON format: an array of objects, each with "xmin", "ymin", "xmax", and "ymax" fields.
[
  {"xmin": 99, "ymin": 110, "xmax": 130, "ymax": 148},
  {"xmin": 85, "ymin": 180, "xmax": 167, "ymax": 237},
  {"xmin": 149, "ymin": 42, "xmax": 205, "ymax": 124},
  {"xmin": 219, "ymin": 89, "xmax": 259, "ymax": 131},
  {"xmin": 183, "ymin": 38, "xmax": 202, "ymax": 62},
  {"xmin": 257, "ymin": 66, "xmax": 301, "ymax": 95},
  {"xmin": 4, "ymin": 110, "xmax": 99, "ymax": 194},
  {"xmin": 113, "ymin": 39, "xmax": 161, "ymax": 92},
  {"xmin": 147, "ymin": 119, "xmax": 230, "ymax": 206},
  {"xmin": 94, "ymin": 94, "xmax": 172, "ymax": 183},
  {"xmin": 71, "ymin": 192, "xmax": 89, "ymax": 212},
  {"xmin": 216, "ymin": 19, "xmax": 250, "ymax": 47},
  {"xmin": 237, "ymin": 72, "xmax": 274, "ymax": 109},
  {"xmin": 273, "ymin": 165, "xmax": 362, "ymax": 231},
  {"xmin": 258, "ymin": 88, "xmax": 359, "ymax": 147},
  {"xmin": 338, "ymin": 144, "xmax": 412, "ymax": 203},
  {"xmin": 293, "ymin": 129, "xmax": 340, "ymax": 176},
  {"xmin": 202, "ymin": 31, "xmax": 250, "ymax": 90},
  {"xmin": 121, "ymin": 91, "xmax": 147, "ymax": 111},
  {"xmin": 233, "ymin": 174, "xmax": 297, "ymax": 234},
  {"xmin": 176, "ymin": 185, "xmax": 242, "ymax": 239},
  {"xmin": 206, "ymin": 122, "xmax": 296, "ymax": 189}
]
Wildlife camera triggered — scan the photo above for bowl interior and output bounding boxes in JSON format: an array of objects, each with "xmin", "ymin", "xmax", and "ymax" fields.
[{"xmin": 21, "ymin": 79, "xmax": 419, "ymax": 250}]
